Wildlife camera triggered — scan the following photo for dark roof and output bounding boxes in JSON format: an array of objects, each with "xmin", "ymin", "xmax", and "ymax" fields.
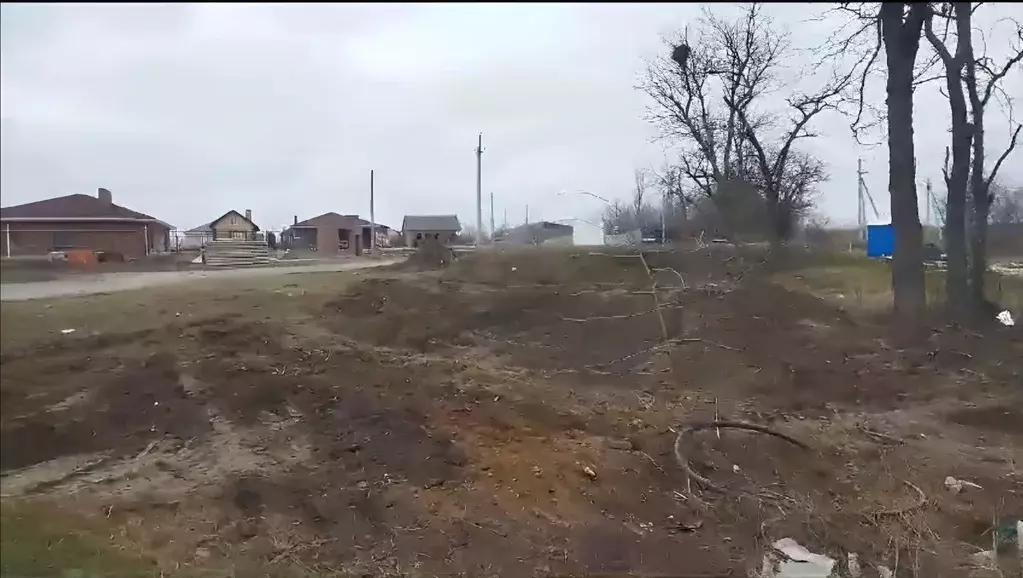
[
  {"xmin": 402, "ymin": 215, "xmax": 460, "ymax": 232},
  {"xmin": 1, "ymin": 193, "xmax": 160, "ymax": 221},
  {"xmin": 352, "ymin": 217, "xmax": 392, "ymax": 231},
  {"xmin": 290, "ymin": 212, "xmax": 391, "ymax": 231},
  {"xmin": 186, "ymin": 223, "xmax": 213, "ymax": 233},
  {"xmin": 210, "ymin": 209, "xmax": 260, "ymax": 232},
  {"xmin": 292, "ymin": 212, "xmax": 360, "ymax": 228}
]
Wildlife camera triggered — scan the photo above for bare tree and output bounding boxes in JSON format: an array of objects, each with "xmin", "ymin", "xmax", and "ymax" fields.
[
  {"xmin": 640, "ymin": 4, "xmax": 837, "ymax": 243},
  {"xmin": 990, "ymin": 182, "xmax": 1023, "ymax": 225},
  {"xmin": 822, "ymin": 3, "xmax": 932, "ymax": 318},
  {"xmin": 880, "ymin": 3, "xmax": 932, "ymax": 318},
  {"xmin": 925, "ymin": 2, "xmax": 972, "ymax": 315},
  {"xmin": 963, "ymin": 16, "xmax": 1022, "ymax": 309}
]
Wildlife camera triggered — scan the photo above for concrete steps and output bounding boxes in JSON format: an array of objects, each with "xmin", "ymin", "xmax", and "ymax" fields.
[{"xmin": 204, "ymin": 240, "xmax": 271, "ymax": 267}]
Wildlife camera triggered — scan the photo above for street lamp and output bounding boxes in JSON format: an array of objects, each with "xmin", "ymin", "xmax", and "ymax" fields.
[{"xmin": 557, "ymin": 189, "xmax": 612, "ymax": 205}]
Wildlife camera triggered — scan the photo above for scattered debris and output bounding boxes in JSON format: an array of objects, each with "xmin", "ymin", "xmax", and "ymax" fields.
[
  {"xmin": 846, "ymin": 553, "xmax": 860, "ymax": 578},
  {"xmin": 996, "ymin": 309, "xmax": 1014, "ymax": 326},
  {"xmin": 668, "ymin": 519, "xmax": 703, "ymax": 533},
  {"xmin": 757, "ymin": 538, "xmax": 836, "ymax": 578},
  {"xmin": 944, "ymin": 476, "xmax": 983, "ymax": 494},
  {"xmin": 60, "ymin": 328, "xmax": 76, "ymax": 335}
]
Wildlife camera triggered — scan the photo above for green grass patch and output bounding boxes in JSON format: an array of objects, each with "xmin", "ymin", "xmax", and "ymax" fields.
[{"xmin": 1, "ymin": 502, "xmax": 157, "ymax": 578}]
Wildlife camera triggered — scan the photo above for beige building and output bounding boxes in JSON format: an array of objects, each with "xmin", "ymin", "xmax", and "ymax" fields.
[
  {"xmin": 209, "ymin": 210, "xmax": 259, "ymax": 240},
  {"xmin": 401, "ymin": 215, "xmax": 460, "ymax": 247}
]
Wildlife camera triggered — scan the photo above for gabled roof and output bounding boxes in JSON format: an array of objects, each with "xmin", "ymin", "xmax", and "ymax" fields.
[
  {"xmin": 292, "ymin": 212, "xmax": 360, "ymax": 228},
  {"xmin": 186, "ymin": 223, "xmax": 213, "ymax": 233},
  {"xmin": 402, "ymin": 215, "xmax": 460, "ymax": 232},
  {"xmin": 290, "ymin": 212, "xmax": 392, "ymax": 231},
  {"xmin": 210, "ymin": 209, "xmax": 259, "ymax": 232},
  {"xmin": 352, "ymin": 217, "xmax": 393, "ymax": 231},
  {"xmin": 0, "ymin": 193, "xmax": 163, "ymax": 222}
]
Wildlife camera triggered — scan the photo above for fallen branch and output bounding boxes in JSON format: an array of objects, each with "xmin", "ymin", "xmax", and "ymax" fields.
[
  {"xmin": 561, "ymin": 305, "xmax": 684, "ymax": 323},
  {"xmin": 873, "ymin": 479, "xmax": 927, "ymax": 517},
  {"xmin": 672, "ymin": 420, "xmax": 811, "ymax": 495},
  {"xmin": 585, "ymin": 338, "xmax": 697, "ymax": 368},
  {"xmin": 653, "ymin": 267, "xmax": 689, "ymax": 290}
]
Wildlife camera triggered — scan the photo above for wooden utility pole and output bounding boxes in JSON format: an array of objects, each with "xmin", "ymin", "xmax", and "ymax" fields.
[
  {"xmin": 475, "ymin": 134, "xmax": 484, "ymax": 248},
  {"xmin": 490, "ymin": 192, "xmax": 495, "ymax": 245}
]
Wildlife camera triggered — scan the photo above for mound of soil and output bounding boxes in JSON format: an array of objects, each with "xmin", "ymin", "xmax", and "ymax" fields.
[{"xmin": 402, "ymin": 240, "xmax": 457, "ymax": 271}]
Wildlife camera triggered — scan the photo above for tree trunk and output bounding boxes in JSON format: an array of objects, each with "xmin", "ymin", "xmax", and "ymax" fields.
[
  {"xmin": 966, "ymin": 69, "xmax": 989, "ymax": 314},
  {"xmin": 929, "ymin": 26, "xmax": 971, "ymax": 318},
  {"xmin": 881, "ymin": 4, "xmax": 928, "ymax": 319}
]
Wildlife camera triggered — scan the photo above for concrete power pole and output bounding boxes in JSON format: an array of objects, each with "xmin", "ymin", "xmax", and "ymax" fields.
[
  {"xmin": 475, "ymin": 133, "xmax": 484, "ymax": 248},
  {"xmin": 857, "ymin": 158, "xmax": 866, "ymax": 241},
  {"xmin": 489, "ymin": 192, "xmax": 495, "ymax": 245},
  {"xmin": 374, "ymin": 167, "xmax": 378, "ymax": 251}
]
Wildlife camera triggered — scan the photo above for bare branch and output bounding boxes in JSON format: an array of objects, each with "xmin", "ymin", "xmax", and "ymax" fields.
[{"xmin": 985, "ymin": 123, "xmax": 1021, "ymax": 190}]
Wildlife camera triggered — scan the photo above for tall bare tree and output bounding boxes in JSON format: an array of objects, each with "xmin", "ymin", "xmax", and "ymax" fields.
[
  {"xmin": 822, "ymin": 3, "xmax": 933, "ymax": 319},
  {"xmin": 640, "ymin": 4, "xmax": 836, "ymax": 243},
  {"xmin": 880, "ymin": 3, "xmax": 932, "ymax": 318},
  {"xmin": 963, "ymin": 17, "xmax": 1022, "ymax": 310},
  {"xmin": 924, "ymin": 2, "xmax": 972, "ymax": 315}
]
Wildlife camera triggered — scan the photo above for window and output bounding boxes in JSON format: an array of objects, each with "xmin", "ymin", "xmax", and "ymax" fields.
[{"xmin": 53, "ymin": 231, "xmax": 76, "ymax": 249}]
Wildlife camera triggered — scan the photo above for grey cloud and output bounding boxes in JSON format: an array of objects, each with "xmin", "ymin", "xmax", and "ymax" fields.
[{"xmin": 2, "ymin": 4, "xmax": 1020, "ymax": 232}]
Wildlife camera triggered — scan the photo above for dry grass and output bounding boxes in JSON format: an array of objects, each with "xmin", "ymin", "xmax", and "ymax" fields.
[
  {"xmin": 1, "ymin": 248, "xmax": 1020, "ymax": 577},
  {"xmin": 0, "ymin": 270, "xmax": 371, "ymax": 350}
]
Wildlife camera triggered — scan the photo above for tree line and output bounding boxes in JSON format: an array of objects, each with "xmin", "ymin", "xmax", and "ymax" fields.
[{"xmin": 625, "ymin": 2, "xmax": 1020, "ymax": 323}]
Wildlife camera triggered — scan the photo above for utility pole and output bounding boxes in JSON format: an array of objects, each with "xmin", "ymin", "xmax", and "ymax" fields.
[
  {"xmin": 503, "ymin": 208, "xmax": 507, "ymax": 229},
  {"xmin": 525, "ymin": 205, "xmax": 529, "ymax": 225},
  {"xmin": 374, "ymin": 167, "xmax": 378, "ymax": 251},
  {"xmin": 660, "ymin": 193, "xmax": 666, "ymax": 245},
  {"xmin": 475, "ymin": 133, "xmax": 484, "ymax": 248},
  {"xmin": 857, "ymin": 158, "xmax": 866, "ymax": 241},
  {"xmin": 489, "ymin": 192, "xmax": 495, "ymax": 244}
]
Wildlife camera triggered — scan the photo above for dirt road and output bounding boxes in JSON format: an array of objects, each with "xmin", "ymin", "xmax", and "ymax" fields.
[{"xmin": 0, "ymin": 259, "xmax": 402, "ymax": 302}]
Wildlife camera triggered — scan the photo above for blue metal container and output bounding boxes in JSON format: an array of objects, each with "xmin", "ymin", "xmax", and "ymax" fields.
[{"xmin": 866, "ymin": 224, "xmax": 894, "ymax": 258}]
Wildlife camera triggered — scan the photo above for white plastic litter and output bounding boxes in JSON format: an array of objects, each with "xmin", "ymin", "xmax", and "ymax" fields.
[
  {"xmin": 60, "ymin": 328, "xmax": 76, "ymax": 335},
  {"xmin": 758, "ymin": 538, "xmax": 836, "ymax": 578},
  {"xmin": 996, "ymin": 309, "xmax": 1014, "ymax": 326},
  {"xmin": 944, "ymin": 475, "xmax": 983, "ymax": 493}
]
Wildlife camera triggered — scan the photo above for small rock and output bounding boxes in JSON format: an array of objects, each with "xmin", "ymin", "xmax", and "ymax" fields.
[{"xmin": 582, "ymin": 465, "xmax": 597, "ymax": 480}]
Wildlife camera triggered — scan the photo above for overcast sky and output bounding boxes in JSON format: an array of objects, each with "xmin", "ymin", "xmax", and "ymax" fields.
[{"xmin": 2, "ymin": 3, "xmax": 1020, "ymax": 232}]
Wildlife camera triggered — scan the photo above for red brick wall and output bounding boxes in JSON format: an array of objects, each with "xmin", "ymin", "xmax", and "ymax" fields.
[{"xmin": 1, "ymin": 221, "xmax": 151, "ymax": 258}]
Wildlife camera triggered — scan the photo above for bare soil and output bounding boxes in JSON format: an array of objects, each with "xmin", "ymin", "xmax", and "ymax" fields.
[{"xmin": 1, "ymin": 246, "xmax": 1021, "ymax": 577}]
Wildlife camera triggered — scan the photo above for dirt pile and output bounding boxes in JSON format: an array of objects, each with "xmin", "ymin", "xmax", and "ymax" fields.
[{"xmin": 401, "ymin": 239, "xmax": 457, "ymax": 271}]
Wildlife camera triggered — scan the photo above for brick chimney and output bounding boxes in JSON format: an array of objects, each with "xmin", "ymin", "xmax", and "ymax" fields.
[
  {"xmin": 98, "ymin": 188, "xmax": 112, "ymax": 204},
  {"xmin": 245, "ymin": 209, "xmax": 252, "ymax": 222},
  {"xmin": 294, "ymin": 215, "xmax": 298, "ymax": 225}
]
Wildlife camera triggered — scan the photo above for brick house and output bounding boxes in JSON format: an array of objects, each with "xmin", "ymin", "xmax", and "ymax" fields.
[
  {"xmin": 283, "ymin": 212, "xmax": 391, "ymax": 255},
  {"xmin": 1, "ymin": 188, "xmax": 172, "ymax": 259}
]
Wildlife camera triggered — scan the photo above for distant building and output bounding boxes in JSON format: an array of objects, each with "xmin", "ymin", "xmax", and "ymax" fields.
[
  {"xmin": 209, "ymin": 209, "xmax": 259, "ymax": 241},
  {"xmin": 401, "ymin": 215, "xmax": 460, "ymax": 247},
  {"xmin": 283, "ymin": 212, "xmax": 391, "ymax": 255},
  {"xmin": 1, "ymin": 188, "xmax": 171, "ymax": 258},
  {"xmin": 496, "ymin": 221, "xmax": 574, "ymax": 246}
]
